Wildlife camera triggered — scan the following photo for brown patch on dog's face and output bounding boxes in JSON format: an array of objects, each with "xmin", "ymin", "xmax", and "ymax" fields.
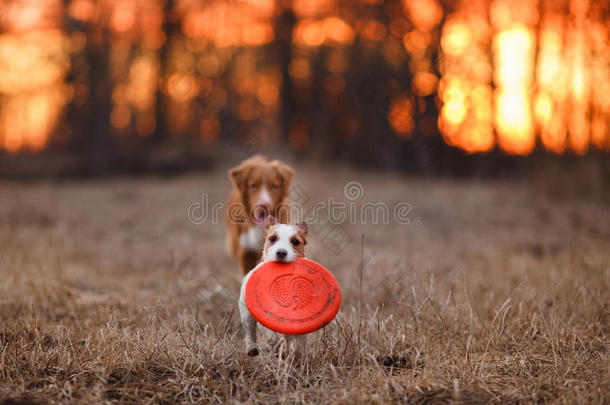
[
  {"xmin": 263, "ymin": 229, "xmax": 279, "ymax": 254},
  {"xmin": 291, "ymin": 221, "xmax": 308, "ymax": 257},
  {"xmin": 228, "ymin": 156, "xmax": 294, "ymax": 224},
  {"xmin": 289, "ymin": 230, "xmax": 306, "ymax": 257}
]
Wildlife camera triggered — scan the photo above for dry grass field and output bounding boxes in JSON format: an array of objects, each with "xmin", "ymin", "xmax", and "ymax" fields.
[{"xmin": 0, "ymin": 165, "xmax": 608, "ymax": 404}]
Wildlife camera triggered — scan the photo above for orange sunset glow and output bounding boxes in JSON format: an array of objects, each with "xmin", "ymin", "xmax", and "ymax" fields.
[{"xmin": 0, "ymin": 0, "xmax": 608, "ymax": 155}]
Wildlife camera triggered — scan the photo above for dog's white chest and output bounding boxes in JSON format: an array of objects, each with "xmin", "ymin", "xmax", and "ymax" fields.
[{"xmin": 239, "ymin": 226, "xmax": 265, "ymax": 250}]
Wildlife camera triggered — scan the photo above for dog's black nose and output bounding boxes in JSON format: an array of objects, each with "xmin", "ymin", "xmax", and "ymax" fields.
[{"xmin": 276, "ymin": 249, "xmax": 287, "ymax": 259}]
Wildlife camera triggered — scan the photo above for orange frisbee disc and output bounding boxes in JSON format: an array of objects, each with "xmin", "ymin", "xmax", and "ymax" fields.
[{"xmin": 245, "ymin": 258, "xmax": 341, "ymax": 335}]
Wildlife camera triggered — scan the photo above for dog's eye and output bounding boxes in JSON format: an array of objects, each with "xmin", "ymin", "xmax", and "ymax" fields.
[
  {"xmin": 269, "ymin": 236, "xmax": 277, "ymax": 243},
  {"xmin": 249, "ymin": 183, "xmax": 258, "ymax": 189},
  {"xmin": 290, "ymin": 239, "xmax": 300, "ymax": 246},
  {"xmin": 269, "ymin": 183, "xmax": 280, "ymax": 189}
]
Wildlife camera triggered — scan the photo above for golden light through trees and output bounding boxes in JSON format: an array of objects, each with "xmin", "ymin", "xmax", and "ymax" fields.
[
  {"xmin": 0, "ymin": 0, "xmax": 608, "ymax": 155},
  {"xmin": 0, "ymin": 0, "xmax": 68, "ymax": 152},
  {"xmin": 438, "ymin": 0, "xmax": 494, "ymax": 153}
]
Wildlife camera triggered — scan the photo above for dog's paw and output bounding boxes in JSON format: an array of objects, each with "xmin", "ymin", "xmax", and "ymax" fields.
[{"xmin": 247, "ymin": 347, "xmax": 259, "ymax": 357}]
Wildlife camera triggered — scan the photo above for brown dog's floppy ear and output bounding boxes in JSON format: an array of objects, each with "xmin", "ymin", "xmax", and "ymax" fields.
[
  {"xmin": 296, "ymin": 221, "xmax": 308, "ymax": 236},
  {"xmin": 228, "ymin": 163, "xmax": 247, "ymax": 192},
  {"xmin": 265, "ymin": 216, "xmax": 278, "ymax": 229},
  {"xmin": 270, "ymin": 160, "xmax": 294, "ymax": 188}
]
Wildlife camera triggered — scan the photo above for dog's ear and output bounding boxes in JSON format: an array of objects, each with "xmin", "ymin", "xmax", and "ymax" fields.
[
  {"xmin": 296, "ymin": 221, "xmax": 308, "ymax": 236},
  {"xmin": 270, "ymin": 160, "xmax": 294, "ymax": 189},
  {"xmin": 228, "ymin": 163, "xmax": 248, "ymax": 193},
  {"xmin": 265, "ymin": 216, "xmax": 278, "ymax": 229}
]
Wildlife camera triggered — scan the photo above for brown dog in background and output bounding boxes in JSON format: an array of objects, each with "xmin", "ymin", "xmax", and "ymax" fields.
[{"xmin": 226, "ymin": 155, "xmax": 294, "ymax": 274}]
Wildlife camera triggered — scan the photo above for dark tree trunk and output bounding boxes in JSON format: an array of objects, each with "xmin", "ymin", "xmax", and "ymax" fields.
[
  {"xmin": 84, "ymin": 32, "xmax": 113, "ymax": 174},
  {"xmin": 63, "ymin": 0, "xmax": 113, "ymax": 175},
  {"xmin": 153, "ymin": 0, "xmax": 179, "ymax": 141}
]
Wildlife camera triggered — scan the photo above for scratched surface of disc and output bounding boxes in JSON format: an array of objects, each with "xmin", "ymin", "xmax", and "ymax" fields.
[{"xmin": 245, "ymin": 258, "xmax": 341, "ymax": 335}]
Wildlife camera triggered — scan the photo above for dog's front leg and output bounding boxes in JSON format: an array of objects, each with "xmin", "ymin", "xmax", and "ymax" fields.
[
  {"xmin": 238, "ymin": 227, "xmax": 264, "ymax": 274},
  {"xmin": 261, "ymin": 325, "xmax": 280, "ymax": 348},
  {"xmin": 239, "ymin": 273, "xmax": 259, "ymax": 356},
  {"xmin": 239, "ymin": 263, "xmax": 265, "ymax": 356},
  {"xmin": 239, "ymin": 298, "xmax": 258, "ymax": 356}
]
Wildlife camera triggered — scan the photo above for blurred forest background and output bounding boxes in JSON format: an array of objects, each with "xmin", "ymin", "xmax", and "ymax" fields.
[
  {"xmin": 1, "ymin": 2, "xmax": 609, "ymax": 401},
  {"xmin": 0, "ymin": 0, "xmax": 609, "ymax": 176}
]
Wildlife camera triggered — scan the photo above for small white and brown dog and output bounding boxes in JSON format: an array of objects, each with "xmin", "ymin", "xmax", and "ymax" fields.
[
  {"xmin": 226, "ymin": 155, "xmax": 294, "ymax": 275},
  {"xmin": 238, "ymin": 216, "xmax": 308, "ymax": 357}
]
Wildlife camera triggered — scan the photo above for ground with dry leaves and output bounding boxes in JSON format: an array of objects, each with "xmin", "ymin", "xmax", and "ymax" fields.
[{"xmin": 0, "ymin": 163, "xmax": 608, "ymax": 403}]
